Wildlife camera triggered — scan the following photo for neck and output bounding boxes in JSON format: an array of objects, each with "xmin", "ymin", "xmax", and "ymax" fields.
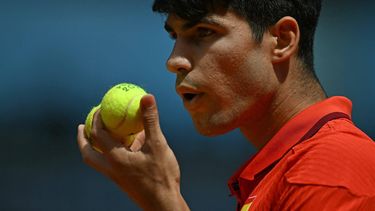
[{"xmin": 240, "ymin": 73, "xmax": 326, "ymax": 150}]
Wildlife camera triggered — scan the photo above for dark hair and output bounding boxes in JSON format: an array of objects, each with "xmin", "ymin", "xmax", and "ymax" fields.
[{"xmin": 152, "ymin": 0, "xmax": 322, "ymax": 77}]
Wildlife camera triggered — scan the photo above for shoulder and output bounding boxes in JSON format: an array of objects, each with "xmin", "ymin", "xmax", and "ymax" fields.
[{"xmin": 284, "ymin": 118, "xmax": 375, "ymax": 197}]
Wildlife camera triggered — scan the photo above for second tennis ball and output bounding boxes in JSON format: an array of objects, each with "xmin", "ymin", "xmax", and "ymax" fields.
[{"xmin": 85, "ymin": 83, "xmax": 147, "ymax": 148}]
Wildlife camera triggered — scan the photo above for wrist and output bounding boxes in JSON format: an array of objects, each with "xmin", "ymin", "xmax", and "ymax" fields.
[{"xmin": 140, "ymin": 184, "xmax": 189, "ymax": 211}]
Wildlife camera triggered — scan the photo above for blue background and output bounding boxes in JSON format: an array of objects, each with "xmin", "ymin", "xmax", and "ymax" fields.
[{"xmin": 1, "ymin": 0, "xmax": 374, "ymax": 210}]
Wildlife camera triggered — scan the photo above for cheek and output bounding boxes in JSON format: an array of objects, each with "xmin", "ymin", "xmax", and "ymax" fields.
[
  {"xmin": 211, "ymin": 44, "xmax": 270, "ymax": 97},
  {"xmin": 216, "ymin": 42, "xmax": 251, "ymax": 73},
  {"xmin": 206, "ymin": 44, "xmax": 277, "ymax": 118}
]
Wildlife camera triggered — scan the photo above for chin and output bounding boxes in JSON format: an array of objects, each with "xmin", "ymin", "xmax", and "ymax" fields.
[
  {"xmin": 190, "ymin": 110, "xmax": 243, "ymax": 137},
  {"xmin": 193, "ymin": 120, "xmax": 237, "ymax": 137}
]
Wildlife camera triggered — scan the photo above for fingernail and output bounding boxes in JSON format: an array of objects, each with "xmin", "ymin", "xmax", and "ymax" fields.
[{"xmin": 141, "ymin": 94, "xmax": 155, "ymax": 108}]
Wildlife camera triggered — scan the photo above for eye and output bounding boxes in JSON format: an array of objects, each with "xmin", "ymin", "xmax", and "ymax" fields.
[
  {"xmin": 196, "ymin": 27, "xmax": 215, "ymax": 38},
  {"xmin": 168, "ymin": 31, "xmax": 177, "ymax": 40}
]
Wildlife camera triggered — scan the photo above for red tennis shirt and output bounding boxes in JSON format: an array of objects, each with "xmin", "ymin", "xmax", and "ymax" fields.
[{"xmin": 228, "ymin": 96, "xmax": 375, "ymax": 210}]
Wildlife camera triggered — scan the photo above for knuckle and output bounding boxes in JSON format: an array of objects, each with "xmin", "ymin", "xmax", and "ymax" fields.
[
  {"xmin": 144, "ymin": 112, "xmax": 159, "ymax": 125},
  {"xmin": 108, "ymin": 151, "xmax": 125, "ymax": 165}
]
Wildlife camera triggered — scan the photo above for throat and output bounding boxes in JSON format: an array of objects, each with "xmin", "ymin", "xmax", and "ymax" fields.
[{"xmin": 239, "ymin": 91, "xmax": 326, "ymax": 150}]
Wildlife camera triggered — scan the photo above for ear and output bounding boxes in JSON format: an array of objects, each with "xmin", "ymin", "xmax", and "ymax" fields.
[{"xmin": 270, "ymin": 16, "xmax": 300, "ymax": 63}]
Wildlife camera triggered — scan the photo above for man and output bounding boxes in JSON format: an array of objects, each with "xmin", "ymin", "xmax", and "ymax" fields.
[{"xmin": 77, "ymin": 0, "xmax": 375, "ymax": 210}]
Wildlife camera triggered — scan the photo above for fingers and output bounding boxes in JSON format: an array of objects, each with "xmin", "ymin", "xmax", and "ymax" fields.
[
  {"xmin": 91, "ymin": 110, "xmax": 125, "ymax": 154},
  {"xmin": 77, "ymin": 124, "xmax": 111, "ymax": 174},
  {"xmin": 140, "ymin": 94, "xmax": 168, "ymax": 154},
  {"xmin": 141, "ymin": 94, "xmax": 162, "ymax": 137},
  {"xmin": 129, "ymin": 131, "xmax": 145, "ymax": 152},
  {"xmin": 140, "ymin": 94, "xmax": 167, "ymax": 149},
  {"xmin": 85, "ymin": 94, "xmax": 166, "ymax": 157}
]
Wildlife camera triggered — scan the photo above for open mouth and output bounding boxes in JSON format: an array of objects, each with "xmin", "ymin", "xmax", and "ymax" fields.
[{"xmin": 176, "ymin": 84, "xmax": 202, "ymax": 105}]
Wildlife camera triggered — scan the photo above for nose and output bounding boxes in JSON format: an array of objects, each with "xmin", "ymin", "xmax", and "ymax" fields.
[{"xmin": 166, "ymin": 41, "xmax": 192, "ymax": 74}]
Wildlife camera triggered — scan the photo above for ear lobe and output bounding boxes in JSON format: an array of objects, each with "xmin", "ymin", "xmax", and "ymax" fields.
[{"xmin": 270, "ymin": 17, "xmax": 300, "ymax": 63}]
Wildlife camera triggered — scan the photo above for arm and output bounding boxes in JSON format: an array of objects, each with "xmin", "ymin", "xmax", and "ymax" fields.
[{"xmin": 77, "ymin": 94, "xmax": 190, "ymax": 211}]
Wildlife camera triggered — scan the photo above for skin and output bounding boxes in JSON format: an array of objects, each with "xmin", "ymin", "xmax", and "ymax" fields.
[
  {"xmin": 77, "ymin": 95, "xmax": 189, "ymax": 211},
  {"xmin": 166, "ymin": 11, "xmax": 325, "ymax": 148},
  {"xmin": 77, "ymin": 9, "xmax": 326, "ymax": 210}
]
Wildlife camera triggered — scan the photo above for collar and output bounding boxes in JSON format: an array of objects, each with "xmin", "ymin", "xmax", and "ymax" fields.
[{"xmin": 228, "ymin": 96, "xmax": 352, "ymax": 196}]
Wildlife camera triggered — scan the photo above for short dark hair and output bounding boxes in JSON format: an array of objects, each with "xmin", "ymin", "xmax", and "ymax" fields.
[{"xmin": 152, "ymin": 0, "xmax": 322, "ymax": 77}]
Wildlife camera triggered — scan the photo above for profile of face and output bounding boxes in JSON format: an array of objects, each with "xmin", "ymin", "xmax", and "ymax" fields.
[{"xmin": 165, "ymin": 10, "xmax": 280, "ymax": 136}]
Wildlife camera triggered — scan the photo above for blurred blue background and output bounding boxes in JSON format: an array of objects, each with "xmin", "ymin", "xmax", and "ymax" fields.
[{"xmin": 1, "ymin": 0, "xmax": 374, "ymax": 210}]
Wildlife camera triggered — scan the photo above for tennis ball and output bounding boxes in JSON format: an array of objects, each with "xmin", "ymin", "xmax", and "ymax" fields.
[
  {"xmin": 84, "ymin": 105, "xmax": 102, "ymax": 152},
  {"xmin": 84, "ymin": 83, "xmax": 147, "ymax": 149},
  {"xmin": 100, "ymin": 83, "xmax": 147, "ymax": 138},
  {"xmin": 84, "ymin": 105, "xmax": 101, "ymax": 139}
]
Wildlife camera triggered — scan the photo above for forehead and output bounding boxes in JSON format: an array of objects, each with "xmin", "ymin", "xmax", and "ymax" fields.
[{"xmin": 164, "ymin": 11, "xmax": 245, "ymax": 32}]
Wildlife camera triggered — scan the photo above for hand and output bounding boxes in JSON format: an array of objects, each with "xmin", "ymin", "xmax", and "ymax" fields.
[{"xmin": 77, "ymin": 94, "xmax": 189, "ymax": 211}]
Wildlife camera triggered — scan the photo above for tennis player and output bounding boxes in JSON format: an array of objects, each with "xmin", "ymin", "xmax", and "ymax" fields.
[{"xmin": 77, "ymin": 0, "xmax": 375, "ymax": 210}]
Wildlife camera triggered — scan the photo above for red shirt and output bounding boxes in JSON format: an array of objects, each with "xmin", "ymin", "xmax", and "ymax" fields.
[{"xmin": 228, "ymin": 96, "xmax": 375, "ymax": 210}]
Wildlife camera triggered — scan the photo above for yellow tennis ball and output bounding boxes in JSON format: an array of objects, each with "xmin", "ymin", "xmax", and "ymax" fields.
[
  {"xmin": 84, "ymin": 83, "xmax": 147, "ymax": 149},
  {"xmin": 84, "ymin": 105, "xmax": 103, "ymax": 152},
  {"xmin": 100, "ymin": 83, "xmax": 147, "ymax": 145},
  {"xmin": 84, "ymin": 105, "xmax": 101, "ymax": 139}
]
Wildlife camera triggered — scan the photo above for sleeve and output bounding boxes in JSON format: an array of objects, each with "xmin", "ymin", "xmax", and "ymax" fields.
[{"xmin": 276, "ymin": 184, "xmax": 375, "ymax": 211}]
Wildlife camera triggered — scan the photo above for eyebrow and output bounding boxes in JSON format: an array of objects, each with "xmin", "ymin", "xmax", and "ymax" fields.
[{"xmin": 164, "ymin": 16, "xmax": 222, "ymax": 33}]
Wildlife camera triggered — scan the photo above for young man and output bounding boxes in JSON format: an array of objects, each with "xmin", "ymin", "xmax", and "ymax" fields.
[{"xmin": 77, "ymin": 0, "xmax": 375, "ymax": 210}]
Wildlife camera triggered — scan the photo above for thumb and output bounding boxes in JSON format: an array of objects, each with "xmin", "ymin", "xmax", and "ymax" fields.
[{"xmin": 140, "ymin": 94, "xmax": 164, "ymax": 146}]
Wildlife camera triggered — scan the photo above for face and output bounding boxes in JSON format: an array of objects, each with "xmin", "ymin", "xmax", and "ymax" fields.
[{"xmin": 164, "ymin": 10, "xmax": 279, "ymax": 136}]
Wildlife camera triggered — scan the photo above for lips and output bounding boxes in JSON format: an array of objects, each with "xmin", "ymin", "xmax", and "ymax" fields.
[
  {"xmin": 176, "ymin": 85, "xmax": 203, "ymax": 109},
  {"xmin": 176, "ymin": 85, "xmax": 201, "ymax": 100}
]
